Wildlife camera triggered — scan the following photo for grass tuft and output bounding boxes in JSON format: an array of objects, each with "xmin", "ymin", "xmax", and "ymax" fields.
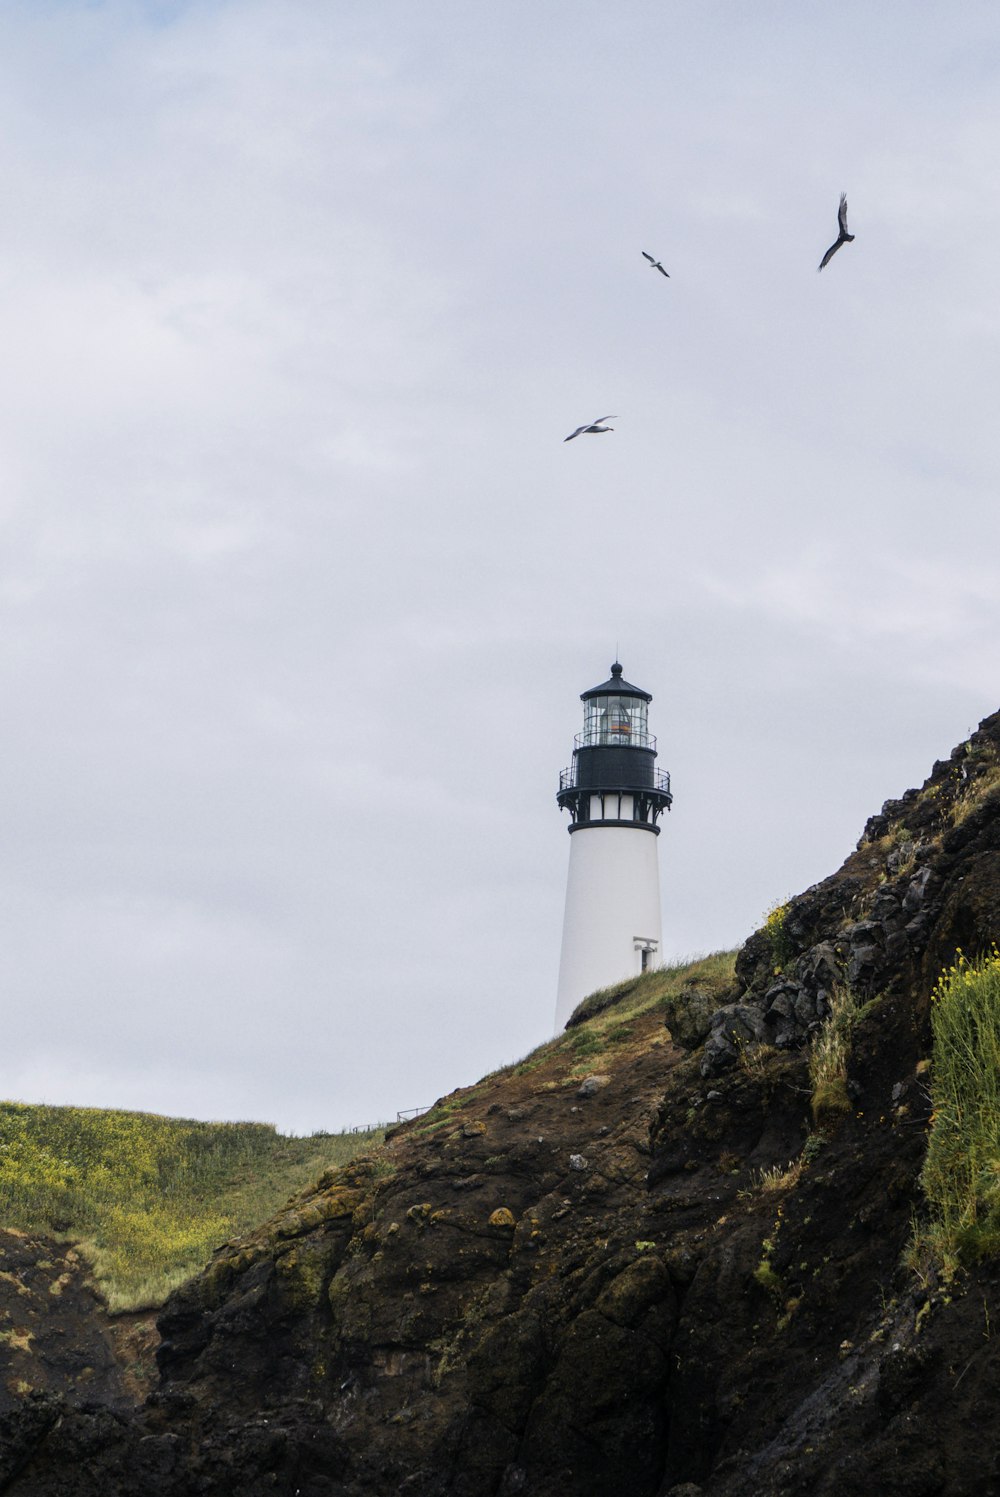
[
  {"xmin": 809, "ymin": 984, "xmax": 862, "ymax": 1125},
  {"xmin": 738, "ymin": 1158, "xmax": 804, "ymax": 1199}
]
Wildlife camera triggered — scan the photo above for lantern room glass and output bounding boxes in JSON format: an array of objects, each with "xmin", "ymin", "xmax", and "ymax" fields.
[{"xmin": 582, "ymin": 694, "xmax": 650, "ymax": 747}]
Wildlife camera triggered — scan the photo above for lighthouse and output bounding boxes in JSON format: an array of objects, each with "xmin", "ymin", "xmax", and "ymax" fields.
[{"xmin": 554, "ymin": 662, "xmax": 672, "ymax": 1032}]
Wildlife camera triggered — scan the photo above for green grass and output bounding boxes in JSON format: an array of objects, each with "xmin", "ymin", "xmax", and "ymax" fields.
[
  {"xmin": 0, "ymin": 1101, "xmax": 383, "ymax": 1312},
  {"xmin": 910, "ymin": 949, "xmax": 1000, "ymax": 1275},
  {"xmin": 809, "ymin": 984, "xmax": 862, "ymax": 1124},
  {"xmin": 566, "ymin": 950, "xmax": 737, "ymax": 1030}
]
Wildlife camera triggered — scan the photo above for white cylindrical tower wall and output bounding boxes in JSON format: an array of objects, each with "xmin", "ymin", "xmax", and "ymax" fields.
[{"xmin": 554, "ymin": 824, "xmax": 663, "ymax": 1031}]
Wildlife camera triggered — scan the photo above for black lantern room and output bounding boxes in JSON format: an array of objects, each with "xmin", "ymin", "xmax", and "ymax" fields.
[{"xmin": 557, "ymin": 662, "xmax": 672, "ymax": 833}]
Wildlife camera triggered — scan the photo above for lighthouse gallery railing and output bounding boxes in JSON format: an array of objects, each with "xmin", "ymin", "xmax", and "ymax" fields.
[{"xmin": 559, "ymin": 764, "xmax": 671, "ymax": 795}]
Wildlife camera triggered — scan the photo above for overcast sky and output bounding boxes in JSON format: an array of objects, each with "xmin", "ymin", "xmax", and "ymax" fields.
[{"xmin": 1, "ymin": 2, "xmax": 998, "ymax": 1133}]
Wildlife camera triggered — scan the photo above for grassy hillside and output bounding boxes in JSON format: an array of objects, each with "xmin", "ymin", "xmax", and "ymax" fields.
[{"xmin": 0, "ymin": 1101, "xmax": 383, "ymax": 1312}]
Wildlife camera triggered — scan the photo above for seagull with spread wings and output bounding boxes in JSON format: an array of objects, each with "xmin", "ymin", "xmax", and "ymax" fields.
[
  {"xmin": 564, "ymin": 416, "xmax": 617, "ymax": 442},
  {"xmin": 642, "ymin": 251, "xmax": 670, "ymax": 278},
  {"xmin": 818, "ymin": 193, "xmax": 855, "ymax": 271}
]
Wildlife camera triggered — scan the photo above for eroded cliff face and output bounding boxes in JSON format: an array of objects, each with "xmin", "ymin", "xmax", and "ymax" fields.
[{"xmin": 6, "ymin": 712, "xmax": 1000, "ymax": 1497}]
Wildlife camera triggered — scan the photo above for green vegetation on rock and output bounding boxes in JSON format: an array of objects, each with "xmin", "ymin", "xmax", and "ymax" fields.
[
  {"xmin": 0, "ymin": 1101, "xmax": 383, "ymax": 1312},
  {"xmin": 761, "ymin": 899, "xmax": 794, "ymax": 974},
  {"xmin": 911, "ymin": 948, "xmax": 1000, "ymax": 1274}
]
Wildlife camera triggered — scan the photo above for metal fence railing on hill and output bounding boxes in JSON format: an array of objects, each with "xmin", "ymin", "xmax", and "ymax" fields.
[{"xmin": 345, "ymin": 1107, "xmax": 429, "ymax": 1134}]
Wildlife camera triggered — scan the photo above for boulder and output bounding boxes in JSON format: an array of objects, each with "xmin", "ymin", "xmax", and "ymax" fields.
[
  {"xmin": 576, "ymin": 1075, "xmax": 611, "ymax": 1098},
  {"xmin": 700, "ymin": 1004, "xmax": 768, "ymax": 1077},
  {"xmin": 668, "ymin": 987, "xmax": 721, "ymax": 1049}
]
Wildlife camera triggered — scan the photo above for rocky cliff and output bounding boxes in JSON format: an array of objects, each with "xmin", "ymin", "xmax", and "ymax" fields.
[{"xmin": 5, "ymin": 712, "xmax": 1000, "ymax": 1496}]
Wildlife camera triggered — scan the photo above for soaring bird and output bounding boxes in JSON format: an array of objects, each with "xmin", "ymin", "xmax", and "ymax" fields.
[
  {"xmin": 818, "ymin": 193, "xmax": 855, "ymax": 271},
  {"xmin": 564, "ymin": 416, "xmax": 617, "ymax": 442},
  {"xmin": 642, "ymin": 251, "xmax": 670, "ymax": 278}
]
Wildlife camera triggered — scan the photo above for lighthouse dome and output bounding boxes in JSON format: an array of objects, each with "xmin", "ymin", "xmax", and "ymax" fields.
[{"xmin": 580, "ymin": 661, "xmax": 652, "ymax": 703}]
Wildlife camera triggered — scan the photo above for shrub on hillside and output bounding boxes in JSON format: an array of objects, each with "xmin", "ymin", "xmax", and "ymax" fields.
[{"xmin": 912, "ymin": 948, "xmax": 1000, "ymax": 1273}]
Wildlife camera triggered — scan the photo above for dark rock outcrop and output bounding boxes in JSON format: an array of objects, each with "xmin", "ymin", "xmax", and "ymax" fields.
[
  {"xmin": 5, "ymin": 710, "xmax": 1000, "ymax": 1495},
  {"xmin": 718, "ymin": 710, "xmax": 1000, "ymax": 1058}
]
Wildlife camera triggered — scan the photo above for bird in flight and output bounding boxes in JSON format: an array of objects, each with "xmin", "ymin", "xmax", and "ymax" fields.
[
  {"xmin": 818, "ymin": 193, "xmax": 855, "ymax": 271},
  {"xmin": 564, "ymin": 416, "xmax": 617, "ymax": 442},
  {"xmin": 642, "ymin": 251, "xmax": 670, "ymax": 278}
]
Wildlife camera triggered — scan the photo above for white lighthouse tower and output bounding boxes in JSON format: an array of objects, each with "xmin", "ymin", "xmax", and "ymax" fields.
[{"xmin": 554, "ymin": 662, "xmax": 672, "ymax": 1032}]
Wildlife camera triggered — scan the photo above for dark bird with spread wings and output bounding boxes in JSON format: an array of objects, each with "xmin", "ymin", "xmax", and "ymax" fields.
[
  {"xmin": 564, "ymin": 416, "xmax": 617, "ymax": 442},
  {"xmin": 642, "ymin": 251, "xmax": 670, "ymax": 278},
  {"xmin": 818, "ymin": 193, "xmax": 855, "ymax": 271}
]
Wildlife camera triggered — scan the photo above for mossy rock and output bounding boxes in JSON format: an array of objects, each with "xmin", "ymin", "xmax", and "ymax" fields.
[
  {"xmin": 274, "ymin": 1187, "xmax": 364, "ymax": 1239},
  {"xmin": 328, "ymin": 1265, "xmax": 375, "ymax": 1344},
  {"xmin": 274, "ymin": 1237, "xmax": 344, "ymax": 1313},
  {"xmin": 275, "ymin": 1211, "xmax": 309, "ymax": 1239},
  {"xmin": 297, "ymin": 1204, "xmax": 328, "ymax": 1232},
  {"xmin": 315, "ymin": 1188, "xmax": 363, "ymax": 1223},
  {"xmin": 595, "ymin": 1254, "xmax": 672, "ymax": 1329},
  {"xmin": 224, "ymin": 1246, "xmax": 259, "ymax": 1278},
  {"xmin": 198, "ymin": 1255, "xmax": 238, "ymax": 1305},
  {"xmin": 668, "ymin": 987, "xmax": 722, "ymax": 1049},
  {"xmin": 316, "ymin": 1163, "xmax": 353, "ymax": 1190}
]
